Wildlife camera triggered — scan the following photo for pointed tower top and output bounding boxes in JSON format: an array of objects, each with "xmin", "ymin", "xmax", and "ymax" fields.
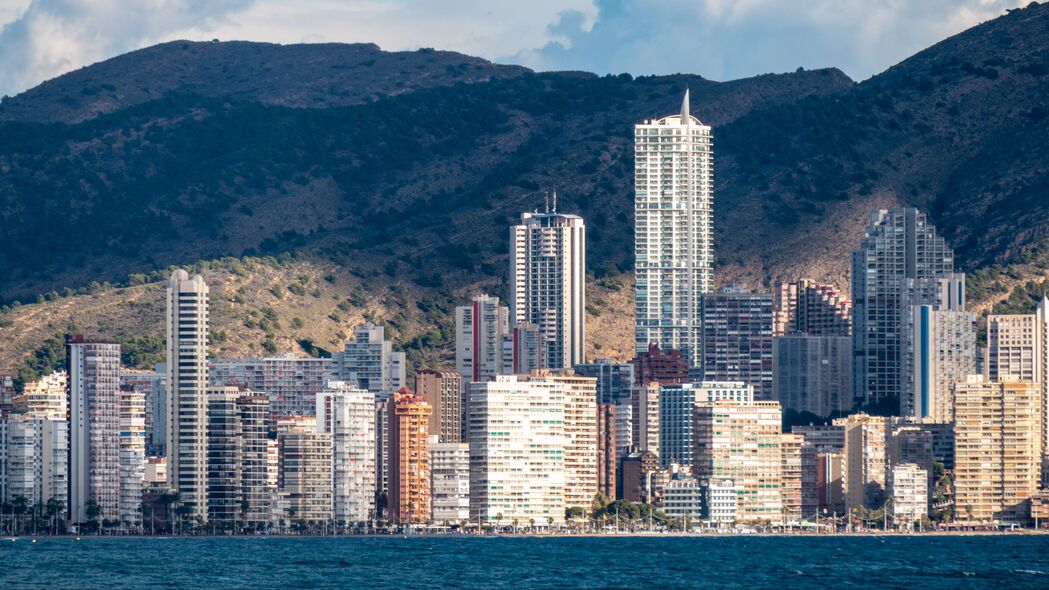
[{"xmin": 681, "ymin": 87, "xmax": 691, "ymax": 124}]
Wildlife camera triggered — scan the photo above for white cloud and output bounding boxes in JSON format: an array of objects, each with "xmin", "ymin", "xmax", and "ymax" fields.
[{"xmin": 0, "ymin": 0, "xmax": 1030, "ymax": 97}]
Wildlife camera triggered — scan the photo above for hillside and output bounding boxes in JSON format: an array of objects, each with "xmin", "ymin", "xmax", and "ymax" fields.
[{"xmin": 1, "ymin": 3, "xmax": 1048, "ymax": 374}]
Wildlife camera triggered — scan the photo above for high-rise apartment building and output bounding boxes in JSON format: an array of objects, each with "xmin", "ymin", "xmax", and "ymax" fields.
[
  {"xmin": 573, "ymin": 359, "xmax": 635, "ymax": 405},
  {"xmin": 781, "ymin": 433, "xmax": 804, "ymax": 523},
  {"xmin": 237, "ymin": 393, "xmax": 272, "ymax": 529},
  {"xmin": 166, "ymin": 269, "xmax": 210, "ymax": 521},
  {"xmin": 693, "ymin": 400, "xmax": 784, "ymax": 523},
  {"xmin": 773, "ymin": 279, "xmax": 851, "ymax": 337},
  {"xmin": 985, "ymin": 298, "xmax": 1049, "ymax": 483},
  {"xmin": 836, "ymin": 413, "xmax": 890, "ymax": 510},
  {"xmin": 521, "ymin": 371, "xmax": 598, "ymax": 510},
  {"xmin": 415, "ymin": 369, "xmax": 463, "ymax": 444},
  {"xmin": 773, "ymin": 335, "xmax": 852, "ymax": 417},
  {"xmin": 631, "ymin": 383, "xmax": 660, "ymax": 457},
  {"xmin": 120, "ymin": 368, "xmax": 166, "ymax": 456},
  {"xmin": 902, "ymin": 274, "xmax": 975, "ymax": 420},
  {"xmin": 336, "ymin": 323, "xmax": 406, "ymax": 393},
  {"xmin": 387, "ymin": 388, "xmax": 432, "ymax": 524},
  {"xmin": 317, "ymin": 382, "xmax": 376, "ymax": 527},
  {"xmin": 954, "ymin": 375, "xmax": 1041, "ymax": 523},
  {"xmin": 634, "ymin": 90, "xmax": 713, "ymax": 365},
  {"xmin": 852, "ymin": 208, "xmax": 954, "ymax": 407},
  {"xmin": 469, "ymin": 375, "xmax": 566, "ymax": 527},
  {"xmin": 890, "ymin": 463, "xmax": 928, "ymax": 526},
  {"xmin": 429, "ymin": 435, "xmax": 470, "ymax": 525},
  {"xmin": 66, "ymin": 335, "xmax": 122, "ymax": 526},
  {"xmin": 698, "ymin": 288, "xmax": 774, "ymax": 401},
  {"xmin": 207, "ymin": 386, "xmax": 243, "ymax": 526},
  {"xmin": 659, "ymin": 381, "xmax": 753, "ymax": 469},
  {"xmin": 0, "ymin": 414, "xmax": 67, "ymax": 509},
  {"xmin": 210, "ymin": 355, "xmax": 336, "ymax": 420},
  {"xmin": 118, "ymin": 384, "xmax": 146, "ymax": 527},
  {"xmin": 597, "ymin": 403, "xmax": 617, "ymax": 500},
  {"xmin": 507, "ymin": 323, "xmax": 546, "ymax": 375},
  {"xmin": 510, "ymin": 209, "xmax": 586, "ymax": 370},
  {"xmin": 277, "ymin": 417, "xmax": 332, "ymax": 525},
  {"xmin": 456, "ymin": 295, "xmax": 509, "ymax": 384}
]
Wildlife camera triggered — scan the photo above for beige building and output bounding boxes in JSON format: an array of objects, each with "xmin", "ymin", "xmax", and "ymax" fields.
[
  {"xmin": 522, "ymin": 371, "xmax": 597, "ymax": 510},
  {"xmin": 890, "ymin": 463, "xmax": 928, "ymax": 526},
  {"xmin": 780, "ymin": 433, "xmax": 803, "ymax": 523},
  {"xmin": 16, "ymin": 371, "xmax": 67, "ymax": 419},
  {"xmin": 954, "ymin": 375, "xmax": 1041, "ymax": 524},
  {"xmin": 986, "ymin": 299, "xmax": 1049, "ymax": 484},
  {"xmin": 836, "ymin": 413, "xmax": 889, "ymax": 510},
  {"xmin": 693, "ymin": 400, "xmax": 784, "ymax": 523},
  {"xmin": 277, "ymin": 418, "xmax": 332, "ymax": 525}
]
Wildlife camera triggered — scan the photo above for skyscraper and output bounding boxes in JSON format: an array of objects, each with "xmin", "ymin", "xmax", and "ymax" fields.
[
  {"xmin": 634, "ymin": 89, "xmax": 713, "ymax": 366},
  {"xmin": 698, "ymin": 288, "xmax": 775, "ymax": 401},
  {"xmin": 469, "ymin": 375, "xmax": 566, "ymax": 528},
  {"xmin": 317, "ymin": 382, "xmax": 376, "ymax": 527},
  {"xmin": 837, "ymin": 413, "xmax": 889, "ymax": 510},
  {"xmin": 852, "ymin": 208, "xmax": 954, "ymax": 407},
  {"xmin": 573, "ymin": 359, "xmax": 635, "ymax": 405},
  {"xmin": 387, "ymin": 388, "xmax": 432, "ymax": 524},
  {"xmin": 510, "ymin": 207, "xmax": 586, "ymax": 370},
  {"xmin": 166, "ymin": 269, "xmax": 210, "ymax": 521},
  {"xmin": 237, "ymin": 393, "xmax": 272, "ymax": 530},
  {"xmin": 773, "ymin": 335, "xmax": 852, "ymax": 417},
  {"xmin": 209, "ymin": 354, "xmax": 336, "ymax": 420},
  {"xmin": 207, "ymin": 387, "xmax": 243, "ymax": 526},
  {"xmin": 693, "ymin": 400, "xmax": 784, "ymax": 523},
  {"xmin": 659, "ymin": 381, "xmax": 754, "ymax": 469},
  {"xmin": 415, "ymin": 369, "xmax": 463, "ymax": 444},
  {"xmin": 954, "ymin": 375, "xmax": 1041, "ymax": 523},
  {"xmin": 118, "ymin": 384, "xmax": 146, "ymax": 528},
  {"xmin": 0, "ymin": 414, "xmax": 68, "ymax": 511},
  {"xmin": 902, "ymin": 274, "xmax": 976, "ymax": 421},
  {"xmin": 277, "ymin": 417, "xmax": 332, "ymax": 525},
  {"xmin": 66, "ymin": 335, "xmax": 122, "ymax": 526}
]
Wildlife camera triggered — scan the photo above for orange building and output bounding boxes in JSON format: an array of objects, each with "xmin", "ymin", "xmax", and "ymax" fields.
[{"xmin": 387, "ymin": 388, "xmax": 433, "ymax": 524}]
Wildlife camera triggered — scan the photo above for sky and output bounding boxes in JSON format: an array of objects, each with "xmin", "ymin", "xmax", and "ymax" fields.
[{"xmin": 0, "ymin": 0, "xmax": 1028, "ymax": 97}]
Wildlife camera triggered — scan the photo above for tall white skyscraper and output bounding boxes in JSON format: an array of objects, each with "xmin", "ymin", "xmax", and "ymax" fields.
[
  {"xmin": 67, "ymin": 335, "xmax": 122, "ymax": 525},
  {"xmin": 316, "ymin": 382, "xmax": 376, "ymax": 527},
  {"xmin": 166, "ymin": 269, "xmax": 210, "ymax": 521},
  {"xmin": 634, "ymin": 89, "xmax": 714, "ymax": 366},
  {"xmin": 510, "ymin": 207, "xmax": 586, "ymax": 370}
]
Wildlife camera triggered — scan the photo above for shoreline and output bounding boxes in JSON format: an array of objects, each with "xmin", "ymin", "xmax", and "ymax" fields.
[{"xmin": 9, "ymin": 529, "xmax": 1049, "ymax": 540}]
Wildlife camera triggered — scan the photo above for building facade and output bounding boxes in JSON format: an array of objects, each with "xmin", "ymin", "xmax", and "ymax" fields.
[
  {"xmin": 773, "ymin": 335, "xmax": 852, "ymax": 417},
  {"xmin": 634, "ymin": 90, "xmax": 713, "ymax": 365},
  {"xmin": 510, "ymin": 209, "xmax": 586, "ymax": 370},
  {"xmin": 852, "ymin": 208, "xmax": 954, "ymax": 407},
  {"xmin": 698, "ymin": 288, "xmax": 774, "ymax": 401},
  {"xmin": 387, "ymin": 389, "xmax": 432, "ymax": 525},
  {"xmin": 429, "ymin": 436, "xmax": 470, "ymax": 525},
  {"xmin": 317, "ymin": 382, "xmax": 376, "ymax": 526},
  {"xmin": 455, "ymin": 295, "xmax": 509, "ymax": 384},
  {"xmin": 166, "ymin": 269, "xmax": 210, "ymax": 521},
  {"xmin": 415, "ymin": 369, "xmax": 463, "ymax": 444},
  {"xmin": 336, "ymin": 323, "xmax": 406, "ymax": 393},
  {"xmin": 67, "ymin": 335, "xmax": 122, "ymax": 526},
  {"xmin": 773, "ymin": 279, "xmax": 851, "ymax": 337}
]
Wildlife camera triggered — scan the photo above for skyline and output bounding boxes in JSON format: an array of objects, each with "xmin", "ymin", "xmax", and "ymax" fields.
[{"xmin": 0, "ymin": 0, "xmax": 1029, "ymax": 98}]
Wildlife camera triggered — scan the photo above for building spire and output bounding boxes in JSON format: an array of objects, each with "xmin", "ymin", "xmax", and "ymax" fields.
[
  {"xmin": 552, "ymin": 190, "xmax": 557, "ymax": 213},
  {"xmin": 681, "ymin": 87, "xmax": 691, "ymax": 125}
]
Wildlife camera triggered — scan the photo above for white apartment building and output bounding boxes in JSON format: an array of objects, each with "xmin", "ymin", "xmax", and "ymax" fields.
[
  {"xmin": 469, "ymin": 375, "xmax": 566, "ymax": 527},
  {"xmin": 456, "ymin": 295, "xmax": 510, "ymax": 384},
  {"xmin": 336, "ymin": 323, "xmax": 406, "ymax": 393},
  {"xmin": 0, "ymin": 414, "xmax": 68, "ymax": 509},
  {"xmin": 429, "ymin": 435, "xmax": 470, "ymax": 525},
  {"xmin": 316, "ymin": 382, "xmax": 376, "ymax": 526},
  {"xmin": 166, "ymin": 269, "xmax": 210, "ymax": 521},
  {"xmin": 659, "ymin": 381, "xmax": 753, "ymax": 469},
  {"xmin": 634, "ymin": 89, "xmax": 714, "ymax": 366},
  {"xmin": 510, "ymin": 208, "xmax": 586, "ymax": 370},
  {"xmin": 119, "ymin": 385, "xmax": 146, "ymax": 527},
  {"xmin": 67, "ymin": 336, "xmax": 122, "ymax": 526},
  {"xmin": 890, "ymin": 463, "xmax": 928, "ymax": 526}
]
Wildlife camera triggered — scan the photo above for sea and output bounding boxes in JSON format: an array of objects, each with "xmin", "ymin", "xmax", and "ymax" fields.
[{"xmin": 3, "ymin": 534, "xmax": 1049, "ymax": 589}]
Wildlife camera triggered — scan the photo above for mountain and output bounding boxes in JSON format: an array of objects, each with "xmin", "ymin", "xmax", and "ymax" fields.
[{"xmin": 1, "ymin": 3, "xmax": 1048, "ymax": 375}]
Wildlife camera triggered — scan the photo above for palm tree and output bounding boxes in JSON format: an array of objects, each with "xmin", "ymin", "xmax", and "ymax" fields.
[
  {"xmin": 45, "ymin": 498, "xmax": 65, "ymax": 535},
  {"xmin": 85, "ymin": 498, "xmax": 102, "ymax": 534}
]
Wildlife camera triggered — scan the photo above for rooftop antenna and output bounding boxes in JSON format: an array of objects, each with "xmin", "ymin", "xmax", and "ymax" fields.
[
  {"xmin": 552, "ymin": 190, "xmax": 558, "ymax": 213},
  {"xmin": 544, "ymin": 190, "xmax": 550, "ymax": 213}
]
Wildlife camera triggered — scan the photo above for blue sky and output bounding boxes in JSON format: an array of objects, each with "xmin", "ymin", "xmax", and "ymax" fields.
[{"xmin": 0, "ymin": 0, "xmax": 1027, "ymax": 97}]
